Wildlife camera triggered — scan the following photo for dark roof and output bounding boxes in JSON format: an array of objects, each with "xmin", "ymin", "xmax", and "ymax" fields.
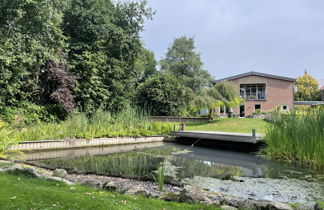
[
  {"xmin": 294, "ymin": 101, "xmax": 324, "ymax": 105},
  {"xmin": 214, "ymin": 71, "xmax": 296, "ymax": 83}
]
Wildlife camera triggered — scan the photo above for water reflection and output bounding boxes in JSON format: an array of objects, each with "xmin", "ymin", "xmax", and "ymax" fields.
[{"xmin": 28, "ymin": 142, "xmax": 323, "ymax": 182}]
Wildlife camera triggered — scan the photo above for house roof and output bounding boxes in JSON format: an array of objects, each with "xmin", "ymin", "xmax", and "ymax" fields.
[
  {"xmin": 214, "ymin": 71, "xmax": 296, "ymax": 83},
  {"xmin": 320, "ymin": 86, "xmax": 324, "ymax": 90}
]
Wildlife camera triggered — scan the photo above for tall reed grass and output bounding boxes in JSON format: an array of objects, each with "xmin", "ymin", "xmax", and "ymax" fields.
[
  {"xmin": 3, "ymin": 107, "xmax": 173, "ymax": 142},
  {"xmin": 264, "ymin": 108, "xmax": 324, "ymax": 170}
]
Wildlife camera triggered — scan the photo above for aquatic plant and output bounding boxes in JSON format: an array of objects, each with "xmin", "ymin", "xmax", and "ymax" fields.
[
  {"xmin": 0, "ymin": 128, "xmax": 18, "ymax": 158},
  {"xmin": 152, "ymin": 166, "xmax": 165, "ymax": 191},
  {"xmin": 5, "ymin": 107, "xmax": 173, "ymax": 142},
  {"xmin": 264, "ymin": 108, "xmax": 324, "ymax": 170}
]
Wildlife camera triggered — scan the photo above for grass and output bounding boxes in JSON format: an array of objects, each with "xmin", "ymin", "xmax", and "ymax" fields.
[
  {"xmin": 264, "ymin": 108, "xmax": 324, "ymax": 170},
  {"xmin": 185, "ymin": 118, "xmax": 267, "ymax": 134},
  {"xmin": 1, "ymin": 108, "xmax": 173, "ymax": 142},
  {"xmin": 317, "ymin": 201, "xmax": 324, "ymax": 209},
  {"xmin": 0, "ymin": 173, "xmax": 220, "ymax": 210}
]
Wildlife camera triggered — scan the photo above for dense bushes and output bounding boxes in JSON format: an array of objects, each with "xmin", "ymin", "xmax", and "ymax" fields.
[
  {"xmin": 0, "ymin": 0, "xmax": 154, "ymax": 118},
  {"xmin": 136, "ymin": 74, "xmax": 191, "ymax": 116},
  {"xmin": 264, "ymin": 108, "xmax": 324, "ymax": 170}
]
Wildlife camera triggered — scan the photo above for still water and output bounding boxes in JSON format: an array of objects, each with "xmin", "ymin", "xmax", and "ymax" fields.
[
  {"xmin": 26, "ymin": 142, "xmax": 324, "ymax": 204},
  {"xmin": 27, "ymin": 142, "xmax": 323, "ymax": 182}
]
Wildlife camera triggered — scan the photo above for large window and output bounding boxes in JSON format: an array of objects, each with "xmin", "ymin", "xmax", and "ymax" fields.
[{"xmin": 240, "ymin": 84, "xmax": 266, "ymax": 100}]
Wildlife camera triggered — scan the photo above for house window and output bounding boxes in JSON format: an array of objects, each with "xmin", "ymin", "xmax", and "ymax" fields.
[
  {"xmin": 240, "ymin": 84, "xmax": 266, "ymax": 100},
  {"xmin": 282, "ymin": 105, "xmax": 288, "ymax": 110},
  {"xmin": 255, "ymin": 104, "xmax": 261, "ymax": 111}
]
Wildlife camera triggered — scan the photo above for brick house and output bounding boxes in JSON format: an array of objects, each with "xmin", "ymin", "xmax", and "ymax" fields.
[{"xmin": 214, "ymin": 71, "xmax": 296, "ymax": 117}]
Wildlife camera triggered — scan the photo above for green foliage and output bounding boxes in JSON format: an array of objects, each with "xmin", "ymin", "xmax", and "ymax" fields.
[
  {"xmin": 64, "ymin": 0, "xmax": 154, "ymax": 113},
  {"xmin": 160, "ymin": 36, "xmax": 213, "ymax": 93},
  {"xmin": 264, "ymin": 108, "xmax": 324, "ymax": 170},
  {"xmin": 189, "ymin": 81, "xmax": 243, "ymax": 115},
  {"xmin": 0, "ymin": 173, "xmax": 219, "ymax": 210},
  {"xmin": 0, "ymin": 103, "xmax": 60, "ymax": 127},
  {"xmin": 136, "ymin": 74, "xmax": 191, "ymax": 116},
  {"xmin": 0, "ymin": 0, "xmax": 155, "ymax": 117},
  {"xmin": 295, "ymin": 72, "xmax": 321, "ymax": 101},
  {"xmin": 9, "ymin": 107, "xmax": 173, "ymax": 142},
  {"xmin": 152, "ymin": 166, "xmax": 165, "ymax": 191},
  {"xmin": 134, "ymin": 47, "xmax": 158, "ymax": 83},
  {"xmin": 0, "ymin": 0, "xmax": 69, "ymax": 110}
]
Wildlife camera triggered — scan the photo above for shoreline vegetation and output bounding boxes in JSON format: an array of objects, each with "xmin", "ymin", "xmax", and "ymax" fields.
[
  {"xmin": 0, "ymin": 108, "xmax": 173, "ymax": 158},
  {"xmin": 264, "ymin": 108, "xmax": 324, "ymax": 170}
]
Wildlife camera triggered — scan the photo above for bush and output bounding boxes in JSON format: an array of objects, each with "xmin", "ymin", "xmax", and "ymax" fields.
[{"xmin": 0, "ymin": 103, "xmax": 60, "ymax": 127}]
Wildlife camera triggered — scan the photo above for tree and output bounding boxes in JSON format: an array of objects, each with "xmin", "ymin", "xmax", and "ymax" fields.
[
  {"xmin": 135, "ymin": 74, "xmax": 190, "ymax": 116},
  {"xmin": 63, "ymin": 0, "xmax": 154, "ymax": 113},
  {"xmin": 189, "ymin": 81, "xmax": 243, "ymax": 116},
  {"xmin": 160, "ymin": 36, "xmax": 213, "ymax": 93},
  {"xmin": 0, "ymin": 0, "xmax": 69, "ymax": 110},
  {"xmin": 295, "ymin": 71, "xmax": 321, "ymax": 101},
  {"xmin": 134, "ymin": 47, "xmax": 158, "ymax": 84}
]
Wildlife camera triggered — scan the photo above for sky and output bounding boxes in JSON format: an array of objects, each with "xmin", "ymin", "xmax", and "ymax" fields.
[{"xmin": 140, "ymin": 0, "xmax": 324, "ymax": 84}]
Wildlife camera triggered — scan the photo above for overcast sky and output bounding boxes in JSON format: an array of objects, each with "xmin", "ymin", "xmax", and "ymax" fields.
[{"xmin": 140, "ymin": 0, "xmax": 324, "ymax": 83}]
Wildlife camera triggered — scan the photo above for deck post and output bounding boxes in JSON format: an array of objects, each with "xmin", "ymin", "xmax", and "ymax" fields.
[
  {"xmin": 252, "ymin": 129, "xmax": 256, "ymax": 138},
  {"xmin": 173, "ymin": 125, "xmax": 176, "ymax": 131}
]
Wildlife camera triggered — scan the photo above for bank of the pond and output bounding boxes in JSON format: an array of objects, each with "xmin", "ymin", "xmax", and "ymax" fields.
[
  {"xmin": 0, "ymin": 171, "xmax": 219, "ymax": 210},
  {"xmin": 8, "ymin": 136, "xmax": 165, "ymax": 151},
  {"xmin": 0, "ymin": 161, "xmax": 301, "ymax": 210},
  {"xmin": 0, "ymin": 109, "xmax": 175, "ymax": 157}
]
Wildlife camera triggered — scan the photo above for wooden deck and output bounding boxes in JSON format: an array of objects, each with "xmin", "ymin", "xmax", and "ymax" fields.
[{"xmin": 170, "ymin": 130, "xmax": 264, "ymax": 144}]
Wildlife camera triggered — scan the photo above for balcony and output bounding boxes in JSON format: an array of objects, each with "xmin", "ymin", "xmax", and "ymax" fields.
[{"xmin": 240, "ymin": 84, "xmax": 266, "ymax": 101}]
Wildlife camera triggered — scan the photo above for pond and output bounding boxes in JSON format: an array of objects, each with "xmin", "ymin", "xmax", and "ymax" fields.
[{"xmin": 25, "ymin": 141, "xmax": 324, "ymax": 205}]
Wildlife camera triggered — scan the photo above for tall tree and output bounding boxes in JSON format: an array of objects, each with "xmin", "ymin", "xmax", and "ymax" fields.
[
  {"xmin": 134, "ymin": 47, "xmax": 158, "ymax": 84},
  {"xmin": 0, "ymin": 0, "xmax": 72, "ymax": 111},
  {"xmin": 160, "ymin": 36, "xmax": 213, "ymax": 93},
  {"xmin": 63, "ymin": 0, "xmax": 154, "ymax": 113},
  {"xmin": 295, "ymin": 71, "xmax": 321, "ymax": 101}
]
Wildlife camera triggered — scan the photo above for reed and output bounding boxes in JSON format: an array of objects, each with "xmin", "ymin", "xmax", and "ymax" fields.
[
  {"xmin": 264, "ymin": 108, "xmax": 324, "ymax": 170},
  {"xmin": 152, "ymin": 166, "xmax": 165, "ymax": 191},
  {"xmin": 5, "ymin": 107, "xmax": 173, "ymax": 142}
]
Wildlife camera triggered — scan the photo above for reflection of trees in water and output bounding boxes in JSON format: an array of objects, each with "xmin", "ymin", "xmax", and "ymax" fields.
[
  {"xmin": 261, "ymin": 159, "xmax": 324, "ymax": 181},
  {"xmin": 171, "ymin": 157, "xmax": 243, "ymax": 179},
  {"xmin": 38, "ymin": 146, "xmax": 244, "ymax": 179}
]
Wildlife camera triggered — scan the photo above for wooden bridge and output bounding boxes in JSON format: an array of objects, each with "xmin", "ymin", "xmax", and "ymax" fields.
[{"xmin": 170, "ymin": 130, "xmax": 264, "ymax": 144}]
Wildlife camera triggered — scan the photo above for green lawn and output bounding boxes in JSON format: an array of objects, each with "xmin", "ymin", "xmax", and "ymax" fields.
[
  {"xmin": 185, "ymin": 118, "xmax": 267, "ymax": 134},
  {"xmin": 0, "ymin": 173, "xmax": 219, "ymax": 210}
]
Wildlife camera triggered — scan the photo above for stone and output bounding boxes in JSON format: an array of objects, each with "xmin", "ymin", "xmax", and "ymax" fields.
[
  {"xmin": 220, "ymin": 205, "xmax": 238, "ymax": 210},
  {"xmin": 125, "ymin": 187, "xmax": 150, "ymax": 197},
  {"xmin": 180, "ymin": 185, "xmax": 212, "ymax": 205},
  {"xmin": 266, "ymin": 202, "xmax": 294, "ymax": 210},
  {"xmin": 80, "ymin": 179, "xmax": 103, "ymax": 189},
  {"xmin": 6, "ymin": 165, "xmax": 43, "ymax": 178},
  {"xmin": 102, "ymin": 181, "xmax": 118, "ymax": 191},
  {"xmin": 159, "ymin": 192, "xmax": 181, "ymax": 202},
  {"xmin": 52, "ymin": 169, "xmax": 68, "ymax": 178},
  {"xmin": 46, "ymin": 176, "xmax": 74, "ymax": 186}
]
